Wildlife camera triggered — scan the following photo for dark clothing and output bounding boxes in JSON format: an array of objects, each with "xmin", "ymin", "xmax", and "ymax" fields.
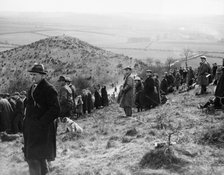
[
  {"xmin": 160, "ymin": 78, "xmax": 168, "ymax": 95},
  {"xmin": 182, "ymin": 70, "xmax": 188, "ymax": 83},
  {"xmin": 212, "ymin": 65, "xmax": 217, "ymax": 79},
  {"xmin": 12, "ymin": 97, "xmax": 24, "ymax": 133},
  {"xmin": 198, "ymin": 62, "xmax": 211, "ymax": 94},
  {"xmin": 215, "ymin": 72, "xmax": 224, "ymax": 98},
  {"xmin": 124, "ymin": 107, "xmax": 132, "ymax": 116},
  {"xmin": 82, "ymin": 94, "xmax": 88, "ymax": 114},
  {"xmin": 154, "ymin": 78, "xmax": 161, "ymax": 105},
  {"xmin": 175, "ymin": 72, "xmax": 181, "ymax": 90},
  {"xmin": 187, "ymin": 69, "xmax": 195, "ymax": 87},
  {"xmin": 135, "ymin": 81, "xmax": 144, "ymax": 112},
  {"xmin": 87, "ymin": 93, "xmax": 93, "ymax": 113},
  {"xmin": 94, "ymin": 90, "xmax": 102, "ymax": 109},
  {"xmin": 201, "ymin": 71, "xmax": 224, "ymax": 110},
  {"xmin": 23, "ymin": 79, "xmax": 60, "ymax": 161},
  {"xmin": 101, "ymin": 87, "xmax": 109, "ymax": 107},
  {"xmin": 0, "ymin": 98, "xmax": 13, "ymax": 132},
  {"xmin": 144, "ymin": 76, "xmax": 156, "ymax": 108},
  {"xmin": 166, "ymin": 74, "xmax": 175, "ymax": 87}
]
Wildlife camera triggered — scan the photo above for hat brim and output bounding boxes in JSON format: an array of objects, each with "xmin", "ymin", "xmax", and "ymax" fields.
[
  {"xmin": 28, "ymin": 70, "xmax": 47, "ymax": 75},
  {"xmin": 124, "ymin": 68, "xmax": 132, "ymax": 70}
]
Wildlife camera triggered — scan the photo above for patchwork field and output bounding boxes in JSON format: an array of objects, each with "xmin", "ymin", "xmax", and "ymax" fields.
[{"xmin": 0, "ymin": 13, "xmax": 224, "ymax": 65}]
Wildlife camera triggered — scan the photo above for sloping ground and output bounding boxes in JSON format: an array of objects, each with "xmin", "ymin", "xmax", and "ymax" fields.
[
  {"xmin": 1, "ymin": 90, "xmax": 224, "ymax": 175},
  {"xmin": 0, "ymin": 35, "xmax": 134, "ymax": 91}
]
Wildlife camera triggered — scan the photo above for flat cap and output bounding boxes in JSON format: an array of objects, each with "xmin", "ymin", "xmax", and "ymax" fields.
[
  {"xmin": 200, "ymin": 56, "xmax": 207, "ymax": 60},
  {"xmin": 123, "ymin": 66, "xmax": 132, "ymax": 70},
  {"xmin": 58, "ymin": 75, "xmax": 66, "ymax": 82}
]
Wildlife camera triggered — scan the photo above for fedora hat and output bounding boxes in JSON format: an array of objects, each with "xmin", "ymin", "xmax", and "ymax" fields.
[{"xmin": 28, "ymin": 64, "xmax": 47, "ymax": 74}]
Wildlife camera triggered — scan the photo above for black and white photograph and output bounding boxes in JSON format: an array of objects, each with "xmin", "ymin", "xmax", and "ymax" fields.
[{"xmin": 0, "ymin": 0, "xmax": 224, "ymax": 174}]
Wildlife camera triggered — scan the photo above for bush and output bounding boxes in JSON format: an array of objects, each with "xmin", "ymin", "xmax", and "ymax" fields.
[
  {"xmin": 72, "ymin": 76, "xmax": 92, "ymax": 94},
  {"xmin": 6, "ymin": 74, "xmax": 32, "ymax": 94}
]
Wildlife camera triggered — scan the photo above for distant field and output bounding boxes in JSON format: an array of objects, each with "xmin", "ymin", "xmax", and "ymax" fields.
[{"xmin": 0, "ymin": 14, "xmax": 224, "ymax": 64}]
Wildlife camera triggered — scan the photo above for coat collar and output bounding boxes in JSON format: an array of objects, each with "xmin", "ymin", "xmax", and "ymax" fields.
[{"xmin": 124, "ymin": 73, "xmax": 131, "ymax": 80}]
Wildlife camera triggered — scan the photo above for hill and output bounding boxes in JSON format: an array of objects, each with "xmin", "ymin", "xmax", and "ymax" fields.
[
  {"xmin": 0, "ymin": 35, "xmax": 135, "ymax": 92},
  {"xmin": 1, "ymin": 88, "xmax": 224, "ymax": 175}
]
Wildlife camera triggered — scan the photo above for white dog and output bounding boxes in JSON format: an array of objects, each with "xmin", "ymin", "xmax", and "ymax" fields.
[{"xmin": 61, "ymin": 117, "xmax": 83, "ymax": 134}]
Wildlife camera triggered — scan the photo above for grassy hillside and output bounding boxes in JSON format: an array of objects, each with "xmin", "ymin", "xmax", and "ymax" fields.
[
  {"xmin": 1, "ymin": 88, "xmax": 224, "ymax": 175},
  {"xmin": 0, "ymin": 35, "xmax": 135, "ymax": 92}
]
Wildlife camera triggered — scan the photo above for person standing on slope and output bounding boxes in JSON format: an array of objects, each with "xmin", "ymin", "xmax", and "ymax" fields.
[
  {"xmin": 119, "ymin": 66, "xmax": 134, "ymax": 117},
  {"xmin": 23, "ymin": 63, "xmax": 60, "ymax": 175}
]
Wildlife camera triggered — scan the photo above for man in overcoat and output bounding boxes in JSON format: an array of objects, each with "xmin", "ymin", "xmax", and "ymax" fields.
[
  {"xmin": 120, "ymin": 66, "xmax": 134, "ymax": 117},
  {"xmin": 143, "ymin": 70, "xmax": 156, "ymax": 109},
  {"xmin": 23, "ymin": 64, "xmax": 60, "ymax": 175},
  {"xmin": 197, "ymin": 56, "xmax": 211, "ymax": 94}
]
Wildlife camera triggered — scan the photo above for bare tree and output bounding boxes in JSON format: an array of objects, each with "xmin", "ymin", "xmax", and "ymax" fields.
[
  {"xmin": 183, "ymin": 48, "xmax": 193, "ymax": 68},
  {"xmin": 165, "ymin": 57, "xmax": 177, "ymax": 71}
]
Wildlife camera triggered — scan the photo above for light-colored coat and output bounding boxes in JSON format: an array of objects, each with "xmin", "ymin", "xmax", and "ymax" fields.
[{"xmin": 120, "ymin": 73, "xmax": 134, "ymax": 108}]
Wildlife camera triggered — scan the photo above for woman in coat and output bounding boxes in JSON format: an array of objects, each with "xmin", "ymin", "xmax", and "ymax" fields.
[
  {"xmin": 101, "ymin": 86, "xmax": 109, "ymax": 107},
  {"xmin": 23, "ymin": 64, "xmax": 60, "ymax": 175}
]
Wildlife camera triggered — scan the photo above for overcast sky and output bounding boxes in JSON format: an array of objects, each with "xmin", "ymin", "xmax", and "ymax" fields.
[{"xmin": 0, "ymin": 0, "xmax": 224, "ymax": 15}]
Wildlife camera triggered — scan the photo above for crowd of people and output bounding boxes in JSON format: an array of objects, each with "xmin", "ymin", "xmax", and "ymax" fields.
[
  {"xmin": 118, "ymin": 56, "xmax": 224, "ymax": 117},
  {"xmin": 0, "ymin": 55, "xmax": 223, "ymax": 175},
  {"xmin": 0, "ymin": 75, "xmax": 110, "ymax": 135},
  {"xmin": 57, "ymin": 75, "xmax": 109, "ymax": 120}
]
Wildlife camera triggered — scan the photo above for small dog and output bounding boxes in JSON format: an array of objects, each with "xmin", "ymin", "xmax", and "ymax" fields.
[{"xmin": 61, "ymin": 117, "xmax": 83, "ymax": 134}]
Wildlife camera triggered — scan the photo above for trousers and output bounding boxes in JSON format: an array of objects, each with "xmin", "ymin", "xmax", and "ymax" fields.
[
  {"xmin": 27, "ymin": 159, "xmax": 49, "ymax": 175},
  {"xmin": 124, "ymin": 107, "xmax": 132, "ymax": 116}
]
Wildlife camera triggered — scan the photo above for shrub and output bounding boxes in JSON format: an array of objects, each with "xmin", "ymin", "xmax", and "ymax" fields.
[
  {"xmin": 6, "ymin": 74, "xmax": 32, "ymax": 94},
  {"xmin": 72, "ymin": 76, "xmax": 92, "ymax": 94}
]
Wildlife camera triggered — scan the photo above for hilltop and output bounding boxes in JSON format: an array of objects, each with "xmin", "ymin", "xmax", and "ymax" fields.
[
  {"xmin": 1, "ymin": 88, "xmax": 224, "ymax": 175},
  {"xmin": 0, "ymin": 35, "xmax": 136, "ymax": 91}
]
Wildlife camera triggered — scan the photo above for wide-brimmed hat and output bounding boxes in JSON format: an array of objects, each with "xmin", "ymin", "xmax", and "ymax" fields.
[
  {"xmin": 58, "ymin": 76, "xmax": 66, "ymax": 82},
  {"xmin": 28, "ymin": 64, "xmax": 47, "ymax": 74},
  {"xmin": 123, "ymin": 66, "xmax": 132, "ymax": 70}
]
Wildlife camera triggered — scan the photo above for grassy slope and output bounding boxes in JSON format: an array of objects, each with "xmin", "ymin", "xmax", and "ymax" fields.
[{"xmin": 1, "ymin": 87, "xmax": 224, "ymax": 175}]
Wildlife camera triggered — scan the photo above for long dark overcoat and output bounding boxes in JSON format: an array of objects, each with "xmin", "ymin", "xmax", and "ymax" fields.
[
  {"xmin": 215, "ymin": 71, "xmax": 224, "ymax": 97},
  {"xmin": 198, "ymin": 63, "xmax": 210, "ymax": 86},
  {"xmin": 143, "ymin": 76, "xmax": 156, "ymax": 107},
  {"xmin": 23, "ymin": 79, "xmax": 60, "ymax": 160}
]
